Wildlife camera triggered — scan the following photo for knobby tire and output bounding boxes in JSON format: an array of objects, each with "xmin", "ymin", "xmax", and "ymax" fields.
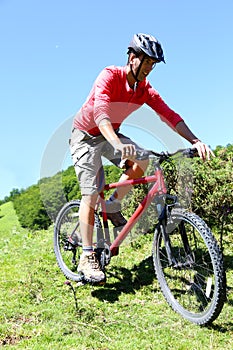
[{"xmin": 152, "ymin": 208, "xmax": 226, "ymax": 325}]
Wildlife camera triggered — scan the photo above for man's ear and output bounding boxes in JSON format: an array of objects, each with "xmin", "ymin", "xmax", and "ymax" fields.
[{"xmin": 128, "ymin": 52, "xmax": 137, "ymax": 64}]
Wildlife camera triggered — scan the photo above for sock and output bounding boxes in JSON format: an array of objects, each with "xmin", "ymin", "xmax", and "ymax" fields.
[
  {"xmin": 109, "ymin": 194, "xmax": 121, "ymax": 204},
  {"xmin": 82, "ymin": 246, "xmax": 94, "ymax": 255},
  {"xmin": 106, "ymin": 195, "xmax": 121, "ymax": 213}
]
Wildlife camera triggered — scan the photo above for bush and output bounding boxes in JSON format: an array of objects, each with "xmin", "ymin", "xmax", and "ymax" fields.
[
  {"xmin": 123, "ymin": 144, "xmax": 233, "ymax": 238},
  {"xmin": 191, "ymin": 144, "xmax": 233, "ymax": 234}
]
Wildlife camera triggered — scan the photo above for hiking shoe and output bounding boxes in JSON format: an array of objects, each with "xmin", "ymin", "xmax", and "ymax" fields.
[
  {"xmin": 77, "ymin": 252, "xmax": 106, "ymax": 283},
  {"xmin": 105, "ymin": 199, "xmax": 127, "ymax": 227}
]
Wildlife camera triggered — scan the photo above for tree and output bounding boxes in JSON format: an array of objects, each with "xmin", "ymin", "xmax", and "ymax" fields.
[{"xmin": 13, "ymin": 185, "xmax": 51, "ymax": 230}]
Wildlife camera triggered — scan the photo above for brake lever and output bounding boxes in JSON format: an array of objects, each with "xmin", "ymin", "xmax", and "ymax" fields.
[{"xmin": 135, "ymin": 150, "xmax": 151, "ymax": 160}]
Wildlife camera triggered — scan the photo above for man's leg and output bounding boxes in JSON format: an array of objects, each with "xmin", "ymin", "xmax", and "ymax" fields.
[
  {"xmin": 79, "ymin": 194, "xmax": 98, "ymax": 248},
  {"xmin": 111, "ymin": 159, "xmax": 149, "ymax": 200},
  {"xmin": 70, "ymin": 130, "xmax": 107, "ymax": 282},
  {"xmin": 106, "ymin": 159, "xmax": 149, "ymax": 226},
  {"xmin": 78, "ymin": 193, "xmax": 105, "ymax": 283}
]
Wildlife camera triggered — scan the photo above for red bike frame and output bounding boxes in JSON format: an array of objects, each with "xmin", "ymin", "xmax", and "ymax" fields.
[{"xmin": 97, "ymin": 168, "xmax": 167, "ymax": 256}]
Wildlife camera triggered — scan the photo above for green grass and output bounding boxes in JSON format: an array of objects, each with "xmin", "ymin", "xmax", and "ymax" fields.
[{"xmin": 0, "ymin": 202, "xmax": 232, "ymax": 349}]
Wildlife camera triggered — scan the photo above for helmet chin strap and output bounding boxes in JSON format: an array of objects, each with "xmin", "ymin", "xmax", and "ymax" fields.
[{"xmin": 130, "ymin": 54, "xmax": 146, "ymax": 87}]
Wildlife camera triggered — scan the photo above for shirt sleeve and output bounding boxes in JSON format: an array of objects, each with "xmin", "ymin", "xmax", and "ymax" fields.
[
  {"xmin": 146, "ymin": 85, "xmax": 183, "ymax": 129},
  {"xmin": 93, "ymin": 67, "xmax": 115, "ymax": 126}
]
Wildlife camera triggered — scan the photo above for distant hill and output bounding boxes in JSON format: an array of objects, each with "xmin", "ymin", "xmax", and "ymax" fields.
[{"xmin": 0, "ymin": 201, "xmax": 21, "ymax": 235}]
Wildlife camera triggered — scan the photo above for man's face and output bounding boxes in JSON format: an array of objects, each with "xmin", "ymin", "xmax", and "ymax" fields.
[{"xmin": 130, "ymin": 54, "xmax": 157, "ymax": 81}]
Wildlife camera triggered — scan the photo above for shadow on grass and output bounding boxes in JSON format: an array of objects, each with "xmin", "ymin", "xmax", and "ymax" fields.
[
  {"xmin": 208, "ymin": 321, "xmax": 233, "ymax": 333},
  {"xmin": 223, "ymin": 252, "xmax": 233, "ymax": 309},
  {"xmin": 90, "ymin": 254, "xmax": 233, "ymax": 332},
  {"xmin": 224, "ymin": 253, "xmax": 233, "ymax": 270},
  {"xmin": 91, "ymin": 256, "xmax": 158, "ymax": 302},
  {"xmin": 64, "ymin": 252, "xmax": 233, "ymax": 332},
  {"xmin": 208, "ymin": 249, "xmax": 233, "ymax": 332}
]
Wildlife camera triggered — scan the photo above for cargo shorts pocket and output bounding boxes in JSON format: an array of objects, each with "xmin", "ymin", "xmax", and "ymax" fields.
[{"xmin": 70, "ymin": 145, "xmax": 89, "ymax": 165}]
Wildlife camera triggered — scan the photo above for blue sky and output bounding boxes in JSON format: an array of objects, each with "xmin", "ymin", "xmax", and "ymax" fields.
[{"xmin": 0, "ymin": 0, "xmax": 232, "ymax": 200}]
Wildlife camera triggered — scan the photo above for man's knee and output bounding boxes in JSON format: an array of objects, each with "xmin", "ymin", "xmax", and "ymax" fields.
[
  {"xmin": 124, "ymin": 159, "xmax": 149, "ymax": 177},
  {"xmin": 138, "ymin": 159, "xmax": 149, "ymax": 171},
  {"xmin": 81, "ymin": 193, "xmax": 98, "ymax": 207},
  {"xmin": 133, "ymin": 159, "xmax": 149, "ymax": 173}
]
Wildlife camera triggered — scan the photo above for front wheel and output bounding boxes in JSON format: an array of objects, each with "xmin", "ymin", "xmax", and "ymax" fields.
[{"xmin": 152, "ymin": 208, "xmax": 226, "ymax": 325}]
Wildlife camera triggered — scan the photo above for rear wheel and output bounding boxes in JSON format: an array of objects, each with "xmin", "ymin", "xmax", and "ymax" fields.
[
  {"xmin": 54, "ymin": 200, "xmax": 102, "ymax": 282},
  {"xmin": 152, "ymin": 208, "xmax": 226, "ymax": 325}
]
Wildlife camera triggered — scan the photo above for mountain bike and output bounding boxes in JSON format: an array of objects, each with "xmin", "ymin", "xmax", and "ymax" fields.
[{"xmin": 54, "ymin": 148, "xmax": 226, "ymax": 326}]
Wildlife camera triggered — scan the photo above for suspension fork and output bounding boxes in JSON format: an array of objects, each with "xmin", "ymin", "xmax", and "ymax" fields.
[
  {"xmin": 157, "ymin": 202, "xmax": 177, "ymax": 266},
  {"xmin": 158, "ymin": 206, "xmax": 194, "ymax": 268},
  {"xmin": 178, "ymin": 221, "xmax": 195, "ymax": 264},
  {"xmin": 155, "ymin": 192, "xmax": 174, "ymax": 266},
  {"xmin": 159, "ymin": 219, "xmax": 177, "ymax": 266}
]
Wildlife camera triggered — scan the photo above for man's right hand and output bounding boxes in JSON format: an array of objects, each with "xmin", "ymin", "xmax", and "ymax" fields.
[
  {"xmin": 114, "ymin": 142, "xmax": 137, "ymax": 159},
  {"xmin": 98, "ymin": 119, "xmax": 137, "ymax": 159}
]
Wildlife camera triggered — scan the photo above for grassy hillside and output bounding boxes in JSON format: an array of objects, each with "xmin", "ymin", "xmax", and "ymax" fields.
[{"xmin": 0, "ymin": 202, "xmax": 232, "ymax": 349}]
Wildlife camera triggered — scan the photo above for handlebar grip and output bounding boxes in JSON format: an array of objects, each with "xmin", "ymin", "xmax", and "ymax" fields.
[
  {"xmin": 114, "ymin": 149, "xmax": 150, "ymax": 160},
  {"xmin": 114, "ymin": 150, "xmax": 122, "ymax": 157},
  {"xmin": 182, "ymin": 148, "xmax": 198, "ymax": 158}
]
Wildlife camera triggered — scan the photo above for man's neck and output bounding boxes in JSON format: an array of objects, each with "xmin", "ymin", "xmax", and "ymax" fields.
[{"xmin": 126, "ymin": 65, "xmax": 137, "ymax": 89}]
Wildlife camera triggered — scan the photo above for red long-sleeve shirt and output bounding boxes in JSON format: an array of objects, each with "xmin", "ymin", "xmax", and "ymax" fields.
[{"xmin": 73, "ymin": 65, "xmax": 183, "ymax": 135}]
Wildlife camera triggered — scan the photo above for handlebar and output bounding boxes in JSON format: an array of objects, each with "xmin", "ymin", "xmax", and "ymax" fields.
[
  {"xmin": 114, "ymin": 147, "xmax": 198, "ymax": 163},
  {"xmin": 133, "ymin": 148, "xmax": 198, "ymax": 162}
]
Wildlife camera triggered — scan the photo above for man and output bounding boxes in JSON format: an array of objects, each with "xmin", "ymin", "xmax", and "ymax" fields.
[{"xmin": 70, "ymin": 33, "xmax": 214, "ymax": 283}]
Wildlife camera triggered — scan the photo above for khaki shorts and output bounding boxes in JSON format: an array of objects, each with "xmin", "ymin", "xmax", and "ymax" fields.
[{"xmin": 69, "ymin": 128, "xmax": 144, "ymax": 195}]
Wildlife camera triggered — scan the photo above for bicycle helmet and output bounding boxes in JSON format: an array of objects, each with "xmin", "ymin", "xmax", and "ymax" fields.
[
  {"xmin": 128, "ymin": 33, "xmax": 165, "ymax": 63},
  {"xmin": 127, "ymin": 33, "xmax": 165, "ymax": 84}
]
